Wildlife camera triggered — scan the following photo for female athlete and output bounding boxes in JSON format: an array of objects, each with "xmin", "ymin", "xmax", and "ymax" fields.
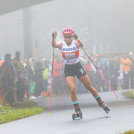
[{"xmin": 52, "ymin": 28, "xmax": 110, "ymax": 119}]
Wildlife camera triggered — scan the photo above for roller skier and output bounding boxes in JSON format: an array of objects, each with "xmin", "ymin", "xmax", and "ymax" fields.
[{"xmin": 51, "ymin": 28, "xmax": 110, "ymax": 120}]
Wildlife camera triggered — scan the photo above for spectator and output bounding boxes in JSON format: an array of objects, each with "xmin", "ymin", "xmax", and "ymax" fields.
[
  {"xmin": 28, "ymin": 58, "xmax": 36, "ymax": 97},
  {"xmin": 120, "ymin": 54, "xmax": 132, "ymax": 89},
  {"xmin": 42, "ymin": 58, "xmax": 49, "ymax": 92},
  {"xmin": 1, "ymin": 53, "xmax": 15, "ymax": 106},
  {"xmin": 23, "ymin": 58, "xmax": 28, "ymax": 67},
  {"xmin": 0, "ymin": 57, "xmax": 4, "ymax": 67},
  {"xmin": 109, "ymin": 57, "xmax": 120, "ymax": 91},
  {"xmin": 34, "ymin": 58, "xmax": 44, "ymax": 97},
  {"xmin": 94, "ymin": 59, "xmax": 104, "ymax": 92},
  {"xmin": 24, "ymin": 58, "xmax": 35, "ymax": 98},
  {"xmin": 130, "ymin": 56, "xmax": 134, "ymax": 89},
  {"xmin": 84, "ymin": 59, "xmax": 95, "ymax": 92},
  {"xmin": 60, "ymin": 58, "xmax": 69, "ymax": 95},
  {"xmin": 101, "ymin": 63, "xmax": 109, "ymax": 92},
  {"xmin": 13, "ymin": 51, "xmax": 25, "ymax": 102},
  {"xmin": 53, "ymin": 56, "xmax": 63, "ymax": 94}
]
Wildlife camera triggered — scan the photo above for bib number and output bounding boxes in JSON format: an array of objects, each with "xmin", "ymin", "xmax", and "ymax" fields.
[{"xmin": 65, "ymin": 53, "xmax": 75, "ymax": 59}]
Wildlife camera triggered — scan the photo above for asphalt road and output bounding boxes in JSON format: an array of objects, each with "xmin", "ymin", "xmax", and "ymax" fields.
[{"xmin": 0, "ymin": 90, "xmax": 134, "ymax": 134}]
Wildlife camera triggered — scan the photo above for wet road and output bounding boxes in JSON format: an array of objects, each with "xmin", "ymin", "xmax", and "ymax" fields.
[{"xmin": 0, "ymin": 90, "xmax": 134, "ymax": 134}]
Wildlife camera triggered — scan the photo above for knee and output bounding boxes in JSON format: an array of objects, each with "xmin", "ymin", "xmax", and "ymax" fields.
[{"xmin": 70, "ymin": 87, "xmax": 76, "ymax": 95}]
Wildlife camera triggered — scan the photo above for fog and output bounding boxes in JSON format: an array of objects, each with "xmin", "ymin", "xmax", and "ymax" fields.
[{"xmin": 0, "ymin": 0, "xmax": 134, "ymax": 59}]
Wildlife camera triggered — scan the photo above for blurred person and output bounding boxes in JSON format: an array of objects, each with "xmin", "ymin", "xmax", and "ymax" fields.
[
  {"xmin": 24, "ymin": 58, "xmax": 35, "ymax": 98},
  {"xmin": 28, "ymin": 58, "xmax": 36, "ymax": 97},
  {"xmin": 53, "ymin": 55, "xmax": 63, "ymax": 94},
  {"xmin": 42, "ymin": 58, "xmax": 49, "ymax": 92},
  {"xmin": 46, "ymin": 59, "xmax": 52, "ymax": 92},
  {"xmin": 120, "ymin": 54, "xmax": 132, "ymax": 89},
  {"xmin": 34, "ymin": 58, "xmax": 44, "ymax": 97},
  {"xmin": 23, "ymin": 58, "xmax": 29, "ymax": 98},
  {"xmin": 23, "ymin": 58, "xmax": 28, "ymax": 67},
  {"xmin": 130, "ymin": 56, "xmax": 134, "ymax": 89},
  {"xmin": 128, "ymin": 52, "xmax": 133, "ymax": 59},
  {"xmin": 93, "ymin": 57, "xmax": 105, "ymax": 92},
  {"xmin": 52, "ymin": 28, "xmax": 110, "ymax": 119},
  {"xmin": 29, "ymin": 58, "xmax": 35, "ymax": 74},
  {"xmin": 13, "ymin": 51, "xmax": 25, "ymax": 102},
  {"xmin": 60, "ymin": 58, "xmax": 69, "ymax": 95},
  {"xmin": 0, "ymin": 57, "xmax": 4, "ymax": 100},
  {"xmin": 109, "ymin": 57, "xmax": 120, "ymax": 91},
  {"xmin": 1, "ymin": 53, "xmax": 15, "ymax": 106},
  {"xmin": 118, "ymin": 60, "xmax": 124, "ymax": 89},
  {"xmin": 0, "ymin": 57, "xmax": 4, "ymax": 67},
  {"xmin": 95, "ymin": 64, "xmax": 105, "ymax": 92},
  {"xmin": 84, "ymin": 57, "xmax": 95, "ymax": 90},
  {"xmin": 101, "ymin": 63, "xmax": 109, "ymax": 92}
]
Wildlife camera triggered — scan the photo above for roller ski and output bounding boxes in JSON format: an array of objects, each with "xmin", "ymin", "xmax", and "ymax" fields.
[
  {"xmin": 96, "ymin": 96, "xmax": 110, "ymax": 114},
  {"xmin": 72, "ymin": 108, "xmax": 82, "ymax": 120}
]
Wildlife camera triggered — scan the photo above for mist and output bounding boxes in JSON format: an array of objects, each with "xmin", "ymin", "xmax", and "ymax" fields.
[{"xmin": 0, "ymin": 0, "xmax": 134, "ymax": 59}]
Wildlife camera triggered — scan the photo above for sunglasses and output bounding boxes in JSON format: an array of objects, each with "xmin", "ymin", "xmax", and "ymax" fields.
[{"xmin": 64, "ymin": 36, "xmax": 72, "ymax": 39}]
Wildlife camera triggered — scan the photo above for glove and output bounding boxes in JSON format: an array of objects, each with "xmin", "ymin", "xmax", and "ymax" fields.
[
  {"xmin": 52, "ymin": 31, "xmax": 57, "ymax": 39},
  {"xmin": 52, "ymin": 32, "xmax": 54, "ymax": 39}
]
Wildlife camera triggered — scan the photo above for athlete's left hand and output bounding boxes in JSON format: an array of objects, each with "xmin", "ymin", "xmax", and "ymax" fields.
[{"xmin": 77, "ymin": 39, "xmax": 83, "ymax": 47}]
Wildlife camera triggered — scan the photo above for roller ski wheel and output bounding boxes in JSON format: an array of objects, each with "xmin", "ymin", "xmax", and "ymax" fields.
[
  {"xmin": 72, "ymin": 110, "xmax": 82, "ymax": 120},
  {"xmin": 99, "ymin": 101, "xmax": 110, "ymax": 114}
]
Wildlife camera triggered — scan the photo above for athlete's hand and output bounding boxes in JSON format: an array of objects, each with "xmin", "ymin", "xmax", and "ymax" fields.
[
  {"xmin": 52, "ymin": 31, "xmax": 57, "ymax": 39},
  {"xmin": 77, "ymin": 39, "xmax": 83, "ymax": 47}
]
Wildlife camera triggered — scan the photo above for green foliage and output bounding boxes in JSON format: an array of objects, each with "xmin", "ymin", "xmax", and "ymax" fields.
[
  {"xmin": 122, "ymin": 91, "xmax": 134, "ymax": 134},
  {"xmin": 0, "ymin": 99, "xmax": 44, "ymax": 124},
  {"xmin": 123, "ymin": 130, "xmax": 134, "ymax": 134},
  {"xmin": 123, "ymin": 90, "xmax": 134, "ymax": 99},
  {"xmin": 12, "ymin": 99, "xmax": 38, "ymax": 108}
]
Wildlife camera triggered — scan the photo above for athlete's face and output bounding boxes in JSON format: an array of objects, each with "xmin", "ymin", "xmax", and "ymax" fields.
[{"xmin": 64, "ymin": 35, "xmax": 73, "ymax": 45}]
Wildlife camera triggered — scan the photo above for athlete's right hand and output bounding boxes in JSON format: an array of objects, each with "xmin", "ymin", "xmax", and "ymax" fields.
[{"xmin": 52, "ymin": 31, "xmax": 57, "ymax": 39}]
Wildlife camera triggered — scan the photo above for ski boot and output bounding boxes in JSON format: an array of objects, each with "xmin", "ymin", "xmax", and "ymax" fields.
[
  {"xmin": 96, "ymin": 97, "xmax": 110, "ymax": 114},
  {"xmin": 98, "ymin": 100, "xmax": 110, "ymax": 114},
  {"xmin": 72, "ymin": 108, "xmax": 82, "ymax": 120}
]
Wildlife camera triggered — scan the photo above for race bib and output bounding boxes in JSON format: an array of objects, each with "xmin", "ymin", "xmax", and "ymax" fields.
[{"xmin": 64, "ymin": 53, "xmax": 76, "ymax": 59}]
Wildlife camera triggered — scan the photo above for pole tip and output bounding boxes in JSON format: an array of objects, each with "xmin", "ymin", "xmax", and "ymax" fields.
[{"xmin": 48, "ymin": 112, "xmax": 50, "ymax": 116}]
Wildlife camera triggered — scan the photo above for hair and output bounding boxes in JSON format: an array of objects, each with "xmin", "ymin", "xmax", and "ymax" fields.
[
  {"xmin": 15, "ymin": 51, "xmax": 20, "ymax": 56},
  {"xmin": 4, "ymin": 53, "xmax": 11, "ymax": 62}
]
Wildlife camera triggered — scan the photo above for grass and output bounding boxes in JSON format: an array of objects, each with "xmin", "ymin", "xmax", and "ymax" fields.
[
  {"xmin": 12, "ymin": 99, "xmax": 40, "ymax": 108},
  {"xmin": 123, "ymin": 130, "xmax": 134, "ymax": 134},
  {"xmin": 122, "ymin": 90, "xmax": 134, "ymax": 134},
  {"xmin": 123, "ymin": 89, "xmax": 134, "ymax": 99},
  {"xmin": 0, "ymin": 99, "xmax": 44, "ymax": 124}
]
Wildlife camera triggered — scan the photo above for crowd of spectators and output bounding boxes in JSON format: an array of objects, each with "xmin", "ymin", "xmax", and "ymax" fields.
[{"xmin": 0, "ymin": 50, "xmax": 134, "ymax": 106}]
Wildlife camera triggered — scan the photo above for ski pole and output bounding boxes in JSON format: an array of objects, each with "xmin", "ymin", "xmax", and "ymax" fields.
[
  {"xmin": 48, "ymin": 47, "xmax": 55, "ymax": 115},
  {"xmin": 81, "ymin": 47, "xmax": 120, "ymax": 101}
]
